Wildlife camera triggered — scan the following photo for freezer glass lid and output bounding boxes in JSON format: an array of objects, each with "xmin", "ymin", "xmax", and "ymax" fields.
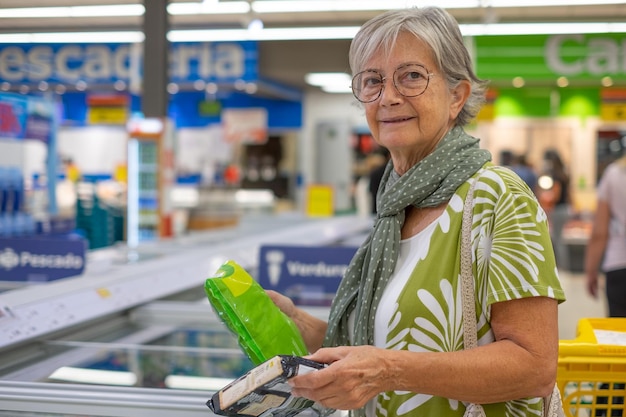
[{"xmin": 29, "ymin": 326, "xmax": 253, "ymax": 391}]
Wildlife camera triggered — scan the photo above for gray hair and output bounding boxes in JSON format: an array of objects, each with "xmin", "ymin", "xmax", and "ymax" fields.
[{"xmin": 349, "ymin": 7, "xmax": 488, "ymax": 126}]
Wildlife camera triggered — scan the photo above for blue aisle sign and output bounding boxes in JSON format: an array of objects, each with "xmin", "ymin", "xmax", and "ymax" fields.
[
  {"xmin": 0, "ymin": 236, "xmax": 86, "ymax": 282},
  {"xmin": 257, "ymin": 245, "xmax": 358, "ymax": 306},
  {"xmin": 0, "ymin": 42, "xmax": 258, "ymax": 84}
]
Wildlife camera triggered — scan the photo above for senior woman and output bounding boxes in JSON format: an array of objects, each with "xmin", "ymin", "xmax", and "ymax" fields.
[{"xmin": 268, "ymin": 6, "xmax": 566, "ymax": 417}]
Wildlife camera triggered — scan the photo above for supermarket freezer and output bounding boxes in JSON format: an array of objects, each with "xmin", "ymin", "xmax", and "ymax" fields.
[{"xmin": 0, "ymin": 213, "xmax": 371, "ymax": 416}]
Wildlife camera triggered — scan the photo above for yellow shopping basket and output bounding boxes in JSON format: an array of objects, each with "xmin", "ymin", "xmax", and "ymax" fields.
[{"xmin": 558, "ymin": 318, "xmax": 626, "ymax": 417}]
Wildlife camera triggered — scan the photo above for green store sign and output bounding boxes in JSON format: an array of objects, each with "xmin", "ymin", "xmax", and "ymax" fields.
[{"xmin": 474, "ymin": 33, "xmax": 626, "ymax": 84}]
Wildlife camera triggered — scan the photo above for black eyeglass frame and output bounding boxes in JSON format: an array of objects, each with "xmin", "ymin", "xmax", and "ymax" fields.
[{"xmin": 351, "ymin": 63, "xmax": 436, "ymax": 103}]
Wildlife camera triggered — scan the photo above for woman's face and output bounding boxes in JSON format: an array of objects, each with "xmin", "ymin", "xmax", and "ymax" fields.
[{"xmin": 362, "ymin": 32, "xmax": 468, "ymax": 173}]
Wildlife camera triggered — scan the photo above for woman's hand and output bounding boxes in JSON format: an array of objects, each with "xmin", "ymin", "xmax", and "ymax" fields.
[
  {"xmin": 266, "ymin": 290, "xmax": 328, "ymax": 353},
  {"xmin": 266, "ymin": 290, "xmax": 298, "ymax": 319},
  {"xmin": 288, "ymin": 345, "xmax": 390, "ymax": 410}
]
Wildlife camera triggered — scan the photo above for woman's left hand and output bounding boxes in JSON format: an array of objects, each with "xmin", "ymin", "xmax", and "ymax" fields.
[{"xmin": 288, "ymin": 345, "xmax": 389, "ymax": 410}]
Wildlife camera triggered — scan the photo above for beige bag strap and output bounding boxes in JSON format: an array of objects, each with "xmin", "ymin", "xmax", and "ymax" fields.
[
  {"xmin": 461, "ymin": 177, "xmax": 479, "ymax": 350},
  {"xmin": 460, "ymin": 178, "xmax": 486, "ymax": 417}
]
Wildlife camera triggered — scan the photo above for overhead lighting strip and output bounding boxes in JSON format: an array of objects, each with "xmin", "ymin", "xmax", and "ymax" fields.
[
  {"xmin": 167, "ymin": 2, "xmax": 250, "ymax": 15},
  {"xmin": 0, "ymin": 22, "xmax": 625, "ymax": 44},
  {"xmin": 0, "ymin": 5, "xmax": 145, "ymax": 18},
  {"xmin": 489, "ymin": 0, "xmax": 626, "ymax": 7},
  {"xmin": 0, "ymin": 1, "xmax": 624, "ymax": 18},
  {"xmin": 0, "ymin": 31, "xmax": 145, "ymax": 44},
  {"xmin": 250, "ymin": 0, "xmax": 476, "ymax": 13},
  {"xmin": 167, "ymin": 26, "xmax": 361, "ymax": 42},
  {"xmin": 463, "ymin": 22, "xmax": 626, "ymax": 36}
]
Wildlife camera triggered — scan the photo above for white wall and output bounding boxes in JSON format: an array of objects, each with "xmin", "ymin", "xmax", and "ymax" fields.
[
  {"xmin": 57, "ymin": 126, "xmax": 128, "ymax": 176},
  {"xmin": 300, "ymin": 90, "xmax": 368, "ymax": 188}
]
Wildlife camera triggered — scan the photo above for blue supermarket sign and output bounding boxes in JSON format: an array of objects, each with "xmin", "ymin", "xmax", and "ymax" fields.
[
  {"xmin": 0, "ymin": 92, "xmax": 54, "ymax": 143},
  {"xmin": 257, "ymin": 245, "xmax": 358, "ymax": 307},
  {"xmin": 0, "ymin": 42, "xmax": 258, "ymax": 84},
  {"xmin": 0, "ymin": 236, "xmax": 86, "ymax": 282}
]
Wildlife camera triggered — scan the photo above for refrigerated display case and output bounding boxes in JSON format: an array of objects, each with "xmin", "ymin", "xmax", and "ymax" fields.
[
  {"xmin": 0, "ymin": 213, "xmax": 371, "ymax": 416},
  {"xmin": 126, "ymin": 117, "xmax": 176, "ymax": 246}
]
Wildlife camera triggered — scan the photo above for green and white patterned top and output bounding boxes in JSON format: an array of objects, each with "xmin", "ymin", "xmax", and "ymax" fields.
[{"xmin": 369, "ymin": 164, "xmax": 566, "ymax": 417}]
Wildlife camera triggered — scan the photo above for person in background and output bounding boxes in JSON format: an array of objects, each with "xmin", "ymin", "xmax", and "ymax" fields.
[
  {"xmin": 499, "ymin": 149, "xmax": 514, "ymax": 167},
  {"xmin": 541, "ymin": 150, "xmax": 571, "ymax": 270},
  {"xmin": 510, "ymin": 153, "xmax": 538, "ymax": 195},
  {"xmin": 368, "ymin": 147, "xmax": 390, "ymax": 214},
  {"xmin": 268, "ymin": 7, "xmax": 565, "ymax": 417},
  {"xmin": 584, "ymin": 155, "xmax": 626, "ymax": 317},
  {"xmin": 63, "ymin": 157, "xmax": 81, "ymax": 183}
]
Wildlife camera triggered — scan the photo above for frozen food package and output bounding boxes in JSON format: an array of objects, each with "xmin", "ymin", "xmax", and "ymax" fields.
[
  {"xmin": 204, "ymin": 260, "xmax": 308, "ymax": 365},
  {"xmin": 207, "ymin": 355, "xmax": 334, "ymax": 417}
]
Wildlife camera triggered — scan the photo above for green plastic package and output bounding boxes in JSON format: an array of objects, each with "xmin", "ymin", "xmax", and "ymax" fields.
[{"xmin": 204, "ymin": 260, "xmax": 308, "ymax": 365}]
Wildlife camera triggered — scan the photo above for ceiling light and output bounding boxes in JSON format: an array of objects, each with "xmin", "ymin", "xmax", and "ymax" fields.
[
  {"xmin": 0, "ymin": 31, "xmax": 145, "ymax": 44},
  {"xmin": 0, "ymin": 1, "xmax": 621, "ymax": 19},
  {"xmin": 251, "ymin": 0, "xmax": 469, "ymax": 13},
  {"xmin": 490, "ymin": 0, "xmax": 626, "ymax": 6},
  {"xmin": 321, "ymin": 85, "xmax": 354, "ymax": 94},
  {"xmin": 167, "ymin": 83, "xmax": 180, "ymax": 94},
  {"xmin": 251, "ymin": 0, "xmax": 623, "ymax": 13},
  {"xmin": 206, "ymin": 83, "xmax": 218, "ymax": 94},
  {"xmin": 171, "ymin": 22, "xmax": 626, "ymax": 42},
  {"xmin": 461, "ymin": 22, "xmax": 626, "ymax": 36},
  {"xmin": 305, "ymin": 72, "xmax": 352, "ymax": 87},
  {"xmin": 601, "ymin": 76, "xmax": 614, "ymax": 87},
  {"xmin": 306, "ymin": 73, "xmax": 353, "ymax": 94},
  {"xmin": 0, "ymin": 5, "xmax": 144, "ymax": 18},
  {"xmin": 71, "ymin": 5, "xmax": 145, "ymax": 17},
  {"xmin": 1, "ymin": 22, "xmax": 625, "ymax": 45},
  {"xmin": 168, "ymin": 26, "xmax": 360, "ymax": 42},
  {"xmin": 247, "ymin": 18, "xmax": 264, "ymax": 33},
  {"xmin": 538, "ymin": 175, "xmax": 554, "ymax": 190},
  {"xmin": 168, "ymin": 2, "xmax": 250, "ymax": 15}
]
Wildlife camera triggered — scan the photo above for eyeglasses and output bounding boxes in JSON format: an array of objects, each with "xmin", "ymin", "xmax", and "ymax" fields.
[{"xmin": 351, "ymin": 63, "xmax": 435, "ymax": 103}]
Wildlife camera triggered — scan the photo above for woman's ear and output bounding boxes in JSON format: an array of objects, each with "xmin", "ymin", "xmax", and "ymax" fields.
[{"xmin": 450, "ymin": 80, "xmax": 471, "ymax": 119}]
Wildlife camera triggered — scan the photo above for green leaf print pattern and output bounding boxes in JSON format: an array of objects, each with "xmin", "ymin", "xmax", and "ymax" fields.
[{"xmin": 375, "ymin": 166, "xmax": 564, "ymax": 417}]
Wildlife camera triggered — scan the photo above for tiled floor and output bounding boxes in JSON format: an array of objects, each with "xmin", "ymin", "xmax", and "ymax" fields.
[{"xmin": 557, "ymin": 269, "xmax": 607, "ymax": 340}]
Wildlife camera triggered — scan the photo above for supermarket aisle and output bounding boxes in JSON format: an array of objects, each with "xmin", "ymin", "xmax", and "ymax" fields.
[{"xmin": 558, "ymin": 269, "xmax": 607, "ymax": 340}]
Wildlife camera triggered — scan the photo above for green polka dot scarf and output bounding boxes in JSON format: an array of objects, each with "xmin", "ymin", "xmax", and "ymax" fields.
[{"xmin": 324, "ymin": 125, "xmax": 491, "ymax": 348}]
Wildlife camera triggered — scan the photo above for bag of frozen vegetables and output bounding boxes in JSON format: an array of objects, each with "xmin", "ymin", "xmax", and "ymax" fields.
[{"xmin": 204, "ymin": 260, "xmax": 308, "ymax": 365}]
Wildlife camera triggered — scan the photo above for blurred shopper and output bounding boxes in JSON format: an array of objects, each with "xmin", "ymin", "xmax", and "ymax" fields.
[
  {"xmin": 510, "ymin": 153, "xmax": 538, "ymax": 194},
  {"xmin": 539, "ymin": 150, "xmax": 571, "ymax": 270},
  {"xmin": 267, "ymin": 7, "xmax": 565, "ymax": 417},
  {"xmin": 368, "ymin": 147, "xmax": 390, "ymax": 214},
  {"xmin": 584, "ymin": 155, "xmax": 626, "ymax": 317}
]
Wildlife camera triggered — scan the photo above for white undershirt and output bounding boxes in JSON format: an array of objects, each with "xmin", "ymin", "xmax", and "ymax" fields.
[
  {"xmin": 362, "ymin": 218, "xmax": 440, "ymax": 417},
  {"xmin": 374, "ymin": 218, "xmax": 440, "ymax": 347}
]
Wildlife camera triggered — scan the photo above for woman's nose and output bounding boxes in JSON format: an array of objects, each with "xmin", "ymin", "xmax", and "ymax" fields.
[{"xmin": 379, "ymin": 78, "xmax": 402, "ymax": 105}]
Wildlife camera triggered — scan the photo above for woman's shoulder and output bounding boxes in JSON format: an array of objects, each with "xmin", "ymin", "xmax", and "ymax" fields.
[{"xmin": 472, "ymin": 162, "xmax": 535, "ymax": 198}]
